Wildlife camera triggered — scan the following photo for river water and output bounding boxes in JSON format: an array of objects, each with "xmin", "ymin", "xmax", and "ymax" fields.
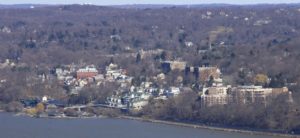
[{"xmin": 0, "ymin": 113, "xmax": 284, "ymax": 138}]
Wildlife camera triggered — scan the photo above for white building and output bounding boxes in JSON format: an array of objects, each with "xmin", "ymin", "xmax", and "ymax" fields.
[
  {"xmin": 131, "ymin": 100, "xmax": 148, "ymax": 110},
  {"xmin": 201, "ymin": 86, "xmax": 231, "ymax": 106}
]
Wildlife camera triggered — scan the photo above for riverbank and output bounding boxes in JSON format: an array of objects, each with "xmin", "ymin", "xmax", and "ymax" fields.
[
  {"xmin": 9, "ymin": 111, "xmax": 300, "ymax": 138},
  {"xmin": 119, "ymin": 116, "xmax": 299, "ymax": 138},
  {"xmin": 14, "ymin": 112, "xmax": 109, "ymax": 120},
  {"xmin": 0, "ymin": 113, "xmax": 280, "ymax": 138}
]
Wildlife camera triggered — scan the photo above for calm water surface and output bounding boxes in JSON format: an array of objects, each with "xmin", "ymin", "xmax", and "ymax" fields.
[{"xmin": 0, "ymin": 113, "xmax": 283, "ymax": 138}]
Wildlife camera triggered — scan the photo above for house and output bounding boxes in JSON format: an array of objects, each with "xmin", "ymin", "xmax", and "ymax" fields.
[
  {"xmin": 55, "ymin": 68, "xmax": 63, "ymax": 76},
  {"xmin": 116, "ymin": 75, "xmax": 133, "ymax": 84},
  {"xmin": 140, "ymin": 93, "xmax": 151, "ymax": 100},
  {"xmin": 198, "ymin": 50, "xmax": 208, "ymax": 54},
  {"xmin": 155, "ymin": 95, "xmax": 168, "ymax": 100},
  {"xmin": 161, "ymin": 61, "xmax": 187, "ymax": 73},
  {"xmin": 185, "ymin": 41, "xmax": 194, "ymax": 47},
  {"xmin": 56, "ymin": 67, "xmax": 72, "ymax": 81},
  {"xmin": 93, "ymin": 74, "xmax": 104, "ymax": 82},
  {"xmin": 130, "ymin": 99, "xmax": 148, "ymax": 110},
  {"xmin": 107, "ymin": 96, "xmax": 125, "ymax": 108},
  {"xmin": 64, "ymin": 76, "xmax": 75, "ymax": 86},
  {"xmin": 164, "ymin": 87, "xmax": 181, "ymax": 97},
  {"xmin": 0, "ymin": 79, "xmax": 6, "ymax": 87},
  {"xmin": 141, "ymin": 82, "xmax": 152, "ymax": 88},
  {"xmin": 80, "ymin": 79, "xmax": 89, "ymax": 87},
  {"xmin": 76, "ymin": 65, "xmax": 98, "ymax": 79},
  {"xmin": 137, "ymin": 49, "xmax": 163, "ymax": 59},
  {"xmin": 254, "ymin": 19, "xmax": 272, "ymax": 26},
  {"xmin": 106, "ymin": 63, "xmax": 118, "ymax": 71},
  {"xmin": 110, "ymin": 35, "xmax": 121, "ymax": 40},
  {"xmin": 0, "ymin": 59, "xmax": 11, "ymax": 69},
  {"xmin": 107, "ymin": 86, "xmax": 153, "ymax": 110},
  {"xmin": 1, "ymin": 26, "xmax": 11, "ymax": 33},
  {"xmin": 42, "ymin": 96, "xmax": 48, "ymax": 103},
  {"xmin": 186, "ymin": 66, "xmax": 221, "ymax": 82},
  {"xmin": 105, "ymin": 63, "xmax": 127, "ymax": 81},
  {"xmin": 123, "ymin": 93, "xmax": 150, "ymax": 110}
]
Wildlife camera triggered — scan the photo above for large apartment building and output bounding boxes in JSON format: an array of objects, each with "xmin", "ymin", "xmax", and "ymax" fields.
[{"xmin": 201, "ymin": 85, "xmax": 291, "ymax": 106}]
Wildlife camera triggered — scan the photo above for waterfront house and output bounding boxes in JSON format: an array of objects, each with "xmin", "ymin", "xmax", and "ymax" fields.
[{"xmin": 107, "ymin": 96, "xmax": 126, "ymax": 108}]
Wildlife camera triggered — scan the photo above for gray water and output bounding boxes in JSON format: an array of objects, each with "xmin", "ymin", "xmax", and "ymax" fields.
[{"xmin": 0, "ymin": 113, "xmax": 284, "ymax": 138}]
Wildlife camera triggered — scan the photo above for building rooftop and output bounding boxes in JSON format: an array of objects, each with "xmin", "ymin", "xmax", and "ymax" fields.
[
  {"xmin": 237, "ymin": 85, "xmax": 263, "ymax": 89},
  {"xmin": 77, "ymin": 66, "xmax": 98, "ymax": 73}
]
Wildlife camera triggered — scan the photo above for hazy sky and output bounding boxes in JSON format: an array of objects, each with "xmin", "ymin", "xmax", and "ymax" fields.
[{"xmin": 0, "ymin": 0, "xmax": 300, "ymax": 5}]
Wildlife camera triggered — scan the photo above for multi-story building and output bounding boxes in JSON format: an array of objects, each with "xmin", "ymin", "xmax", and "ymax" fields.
[
  {"xmin": 201, "ymin": 85, "xmax": 231, "ymax": 106},
  {"xmin": 76, "ymin": 65, "xmax": 98, "ymax": 79},
  {"xmin": 230, "ymin": 86, "xmax": 290, "ymax": 105},
  {"xmin": 201, "ymin": 85, "xmax": 290, "ymax": 106}
]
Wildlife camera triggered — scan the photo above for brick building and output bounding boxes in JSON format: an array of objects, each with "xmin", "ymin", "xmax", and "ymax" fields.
[{"xmin": 76, "ymin": 66, "xmax": 98, "ymax": 79}]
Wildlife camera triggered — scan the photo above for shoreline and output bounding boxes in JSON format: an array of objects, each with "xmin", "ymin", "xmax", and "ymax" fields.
[
  {"xmin": 7, "ymin": 111, "xmax": 300, "ymax": 137},
  {"xmin": 119, "ymin": 116, "xmax": 299, "ymax": 138}
]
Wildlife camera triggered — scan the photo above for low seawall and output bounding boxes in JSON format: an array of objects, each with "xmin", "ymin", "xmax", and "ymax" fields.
[{"xmin": 119, "ymin": 116, "xmax": 299, "ymax": 138}]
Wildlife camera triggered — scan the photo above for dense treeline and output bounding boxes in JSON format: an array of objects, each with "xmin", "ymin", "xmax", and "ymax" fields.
[
  {"xmin": 0, "ymin": 4, "xmax": 300, "ymax": 134},
  {"xmin": 140, "ymin": 91, "xmax": 300, "ymax": 133},
  {"xmin": 0, "ymin": 5, "xmax": 299, "ymax": 89}
]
